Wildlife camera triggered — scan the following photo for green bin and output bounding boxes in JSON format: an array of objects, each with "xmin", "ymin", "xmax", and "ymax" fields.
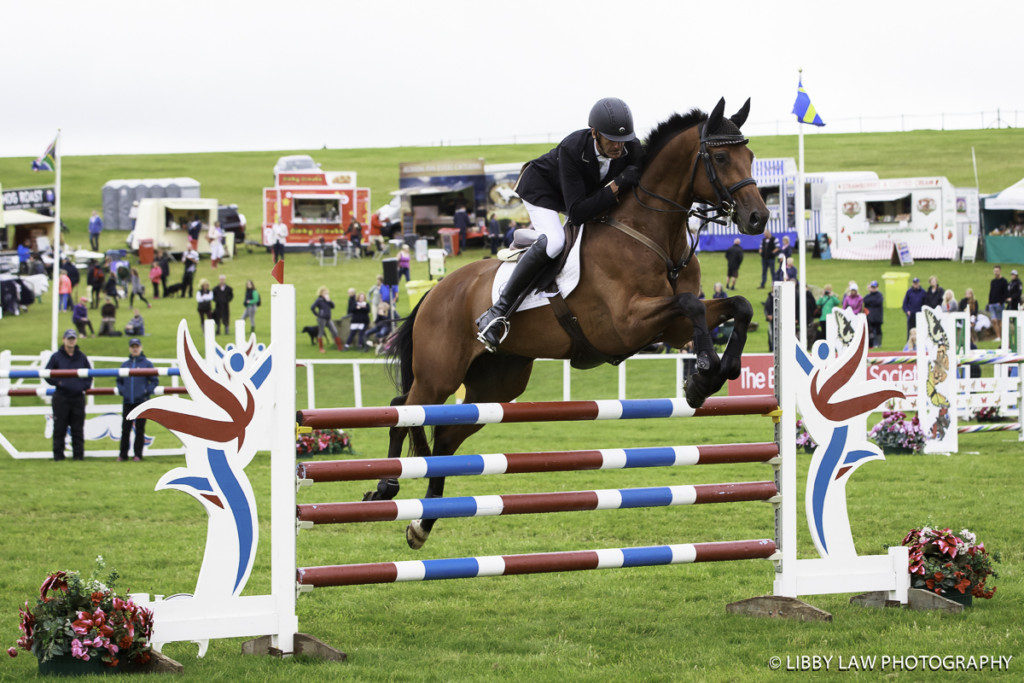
[
  {"xmin": 881, "ymin": 271, "xmax": 910, "ymax": 309},
  {"xmin": 405, "ymin": 279, "xmax": 437, "ymax": 309}
]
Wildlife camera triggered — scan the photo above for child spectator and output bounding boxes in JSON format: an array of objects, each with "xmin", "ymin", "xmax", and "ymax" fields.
[
  {"xmin": 129, "ymin": 268, "xmax": 150, "ymax": 308},
  {"xmin": 365, "ymin": 301, "xmax": 394, "ymax": 352},
  {"xmin": 149, "ymin": 262, "xmax": 162, "ymax": 298},
  {"xmin": 842, "ymin": 282, "xmax": 864, "ymax": 314},
  {"xmin": 941, "ymin": 289, "xmax": 958, "ymax": 313}
]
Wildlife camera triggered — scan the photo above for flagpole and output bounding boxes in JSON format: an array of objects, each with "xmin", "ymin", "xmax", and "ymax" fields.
[
  {"xmin": 50, "ymin": 130, "xmax": 62, "ymax": 352},
  {"xmin": 796, "ymin": 72, "xmax": 808, "ymax": 349}
]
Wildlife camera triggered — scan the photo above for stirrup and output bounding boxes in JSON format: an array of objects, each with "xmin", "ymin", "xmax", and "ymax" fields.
[{"xmin": 476, "ymin": 316, "xmax": 510, "ymax": 352}]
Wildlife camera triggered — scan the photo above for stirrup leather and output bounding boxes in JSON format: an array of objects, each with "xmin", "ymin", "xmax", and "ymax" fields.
[{"xmin": 476, "ymin": 315, "xmax": 511, "ymax": 352}]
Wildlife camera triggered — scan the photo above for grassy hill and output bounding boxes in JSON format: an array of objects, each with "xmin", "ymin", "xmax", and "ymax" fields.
[{"xmin": 1, "ymin": 128, "xmax": 1021, "ymax": 236}]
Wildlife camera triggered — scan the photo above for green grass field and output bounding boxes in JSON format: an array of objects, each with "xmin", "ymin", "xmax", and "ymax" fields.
[{"xmin": 1, "ymin": 130, "xmax": 1023, "ymax": 679}]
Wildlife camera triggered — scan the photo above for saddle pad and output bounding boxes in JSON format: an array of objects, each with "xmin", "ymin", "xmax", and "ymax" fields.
[{"xmin": 490, "ymin": 225, "xmax": 585, "ymax": 312}]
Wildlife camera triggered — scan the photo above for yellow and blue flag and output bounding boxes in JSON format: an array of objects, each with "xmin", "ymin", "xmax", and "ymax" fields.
[
  {"xmin": 792, "ymin": 78, "xmax": 825, "ymax": 127},
  {"xmin": 31, "ymin": 137, "xmax": 57, "ymax": 172}
]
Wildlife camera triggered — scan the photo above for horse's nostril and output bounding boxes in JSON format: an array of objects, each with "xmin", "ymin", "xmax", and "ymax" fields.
[{"xmin": 749, "ymin": 211, "xmax": 761, "ymax": 226}]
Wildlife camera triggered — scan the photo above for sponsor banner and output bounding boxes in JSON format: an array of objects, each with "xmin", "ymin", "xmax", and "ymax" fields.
[
  {"xmin": 400, "ymin": 159, "xmax": 485, "ymax": 177},
  {"xmin": 727, "ymin": 354, "xmax": 774, "ymax": 395}
]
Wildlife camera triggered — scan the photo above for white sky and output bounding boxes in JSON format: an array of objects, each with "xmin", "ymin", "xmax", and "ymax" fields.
[{"xmin": 3, "ymin": 0, "xmax": 1021, "ymax": 156}]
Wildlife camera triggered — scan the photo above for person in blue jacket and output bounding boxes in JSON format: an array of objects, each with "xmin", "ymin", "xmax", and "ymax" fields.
[
  {"xmin": 45, "ymin": 329, "xmax": 93, "ymax": 460},
  {"xmin": 901, "ymin": 276, "xmax": 927, "ymax": 339},
  {"xmin": 115, "ymin": 338, "xmax": 158, "ymax": 461}
]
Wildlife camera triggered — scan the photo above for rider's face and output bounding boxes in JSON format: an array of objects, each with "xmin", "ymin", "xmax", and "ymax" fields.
[{"xmin": 593, "ymin": 131, "xmax": 625, "ymax": 159}]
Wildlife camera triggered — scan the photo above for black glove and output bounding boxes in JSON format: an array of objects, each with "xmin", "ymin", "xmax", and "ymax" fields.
[{"xmin": 614, "ymin": 166, "xmax": 640, "ymax": 192}]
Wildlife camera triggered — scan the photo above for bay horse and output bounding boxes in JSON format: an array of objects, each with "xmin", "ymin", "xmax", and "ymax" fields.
[{"xmin": 373, "ymin": 98, "xmax": 769, "ymax": 549}]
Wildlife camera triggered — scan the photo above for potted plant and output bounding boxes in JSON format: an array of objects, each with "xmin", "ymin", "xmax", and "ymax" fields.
[
  {"xmin": 902, "ymin": 526, "xmax": 1000, "ymax": 606},
  {"xmin": 7, "ymin": 557, "xmax": 155, "ymax": 676},
  {"xmin": 296, "ymin": 428, "xmax": 353, "ymax": 458},
  {"xmin": 868, "ymin": 410, "xmax": 925, "ymax": 454},
  {"xmin": 972, "ymin": 405, "xmax": 1000, "ymax": 423},
  {"xmin": 795, "ymin": 419, "xmax": 817, "ymax": 453}
]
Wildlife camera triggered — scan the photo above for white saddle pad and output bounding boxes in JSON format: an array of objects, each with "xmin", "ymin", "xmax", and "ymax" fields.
[{"xmin": 490, "ymin": 225, "xmax": 585, "ymax": 312}]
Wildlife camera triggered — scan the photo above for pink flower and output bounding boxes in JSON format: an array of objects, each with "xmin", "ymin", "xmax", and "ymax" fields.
[
  {"xmin": 7, "ymin": 647, "xmax": 17, "ymax": 658},
  {"xmin": 71, "ymin": 639, "xmax": 90, "ymax": 661}
]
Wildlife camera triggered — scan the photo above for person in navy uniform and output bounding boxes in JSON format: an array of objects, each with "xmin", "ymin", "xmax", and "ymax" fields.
[
  {"xmin": 476, "ymin": 97, "xmax": 643, "ymax": 350},
  {"xmin": 116, "ymin": 338, "xmax": 158, "ymax": 461},
  {"xmin": 45, "ymin": 329, "xmax": 93, "ymax": 461}
]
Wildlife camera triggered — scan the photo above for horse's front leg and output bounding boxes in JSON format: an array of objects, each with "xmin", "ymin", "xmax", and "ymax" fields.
[{"xmin": 703, "ymin": 295, "xmax": 753, "ymax": 383}]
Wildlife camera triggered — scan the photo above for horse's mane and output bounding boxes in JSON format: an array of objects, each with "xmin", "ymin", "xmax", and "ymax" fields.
[{"xmin": 641, "ymin": 108, "xmax": 742, "ymax": 170}]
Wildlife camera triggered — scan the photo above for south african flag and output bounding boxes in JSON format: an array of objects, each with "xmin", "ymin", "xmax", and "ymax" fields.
[{"xmin": 31, "ymin": 137, "xmax": 57, "ymax": 172}]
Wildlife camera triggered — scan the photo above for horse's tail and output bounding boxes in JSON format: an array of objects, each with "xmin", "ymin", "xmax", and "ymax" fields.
[{"xmin": 385, "ymin": 293, "xmax": 427, "ymax": 394}]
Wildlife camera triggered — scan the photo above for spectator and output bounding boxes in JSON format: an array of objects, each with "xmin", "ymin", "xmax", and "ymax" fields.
[
  {"xmin": 272, "ymin": 220, "xmax": 288, "ymax": 263},
  {"xmin": 903, "ymin": 327, "xmax": 917, "ymax": 352},
  {"xmin": 61, "ymin": 256, "xmax": 80, "ymax": 299},
  {"xmin": 98, "ymin": 297, "xmax": 119, "ymax": 336},
  {"xmin": 1008, "ymin": 269, "xmax": 1022, "ymax": 310},
  {"xmin": 44, "ymin": 329, "xmax": 93, "ymax": 461},
  {"xmin": 863, "ymin": 280, "xmax": 884, "ymax": 348},
  {"xmin": 774, "ymin": 255, "xmax": 796, "ymax": 282},
  {"xmin": 156, "ymin": 249, "xmax": 172, "ymax": 297},
  {"xmin": 987, "ymin": 266, "xmax": 1008, "ymax": 334},
  {"xmin": 149, "ymin": 261, "xmax": 162, "ymax": 298},
  {"xmin": 959, "ymin": 288, "xmax": 979, "ymax": 318},
  {"xmin": 71, "ymin": 296, "xmax": 94, "ymax": 337},
  {"xmin": 504, "ymin": 221, "xmax": 517, "ymax": 248},
  {"xmin": 780, "ymin": 235, "xmax": 793, "ymax": 258},
  {"xmin": 842, "ymin": 281, "xmax": 864, "ymax": 314},
  {"xmin": 187, "ymin": 216, "xmax": 203, "ymax": 250},
  {"xmin": 398, "ymin": 244, "xmax": 411, "ymax": 282},
  {"xmin": 87, "ymin": 260, "xmax": 105, "ymax": 309},
  {"xmin": 346, "ymin": 219, "xmax": 364, "ymax": 258},
  {"xmin": 129, "ymin": 268, "xmax": 150, "ymax": 309},
  {"xmin": 724, "ymin": 238, "xmax": 743, "ymax": 290},
  {"xmin": 311, "ymin": 286, "xmax": 343, "ymax": 353},
  {"xmin": 758, "ymin": 231, "xmax": 777, "ymax": 288},
  {"xmin": 712, "ymin": 282, "xmax": 727, "ymax": 299},
  {"xmin": 115, "ymin": 338, "xmax": 158, "ymax": 462},
  {"xmin": 17, "ymin": 239, "xmax": 32, "ymax": 274},
  {"xmin": 88, "ymin": 211, "xmax": 103, "ymax": 251},
  {"xmin": 196, "ymin": 279, "xmax": 213, "ymax": 329},
  {"xmin": 58, "ymin": 270, "xmax": 72, "ymax": 311},
  {"xmin": 487, "ymin": 213, "xmax": 502, "ymax": 256},
  {"xmin": 124, "ymin": 308, "xmax": 145, "ymax": 336},
  {"xmin": 365, "ymin": 301, "xmax": 394, "ymax": 351},
  {"xmin": 208, "ymin": 221, "xmax": 226, "ymax": 268},
  {"xmin": 346, "ymin": 291, "xmax": 371, "ymax": 349},
  {"xmin": 369, "ymin": 274, "xmax": 386, "ymax": 312},
  {"xmin": 129, "ymin": 201, "xmax": 139, "ymax": 231},
  {"xmin": 241, "ymin": 280, "xmax": 260, "ymax": 335},
  {"xmin": 103, "ymin": 272, "xmax": 120, "ymax": 308},
  {"xmin": 763, "ymin": 292, "xmax": 775, "ymax": 352},
  {"xmin": 960, "ymin": 288, "xmax": 989, "ymax": 341},
  {"xmin": 453, "ymin": 202, "xmax": 470, "ymax": 250},
  {"xmin": 941, "ymin": 289, "xmax": 958, "ymax": 313},
  {"xmin": 212, "ymin": 274, "xmax": 233, "ymax": 335},
  {"xmin": 923, "ymin": 276, "xmax": 944, "ymax": 309},
  {"xmin": 180, "ymin": 249, "xmax": 199, "ymax": 298},
  {"xmin": 815, "ymin": 284, "xmax": 841, "ymax": 340},
  {"xmin": 902, "ymin": 276, "xmax": 926, "ymax": 337}
]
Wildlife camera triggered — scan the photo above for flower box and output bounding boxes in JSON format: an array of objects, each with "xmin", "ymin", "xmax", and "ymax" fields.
[{"xmin": 902, "ymin": 526, "xmax": 999, "ymax": 604}]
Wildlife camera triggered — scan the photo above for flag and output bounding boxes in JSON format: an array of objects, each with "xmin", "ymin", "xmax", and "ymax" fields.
[
  {"xmin": 792, "ymin": 78, "xmax": 825, "ymax": 127},
  {"xmin": 31, "ymin": 137, "xmax": 57, "ymax": 172}
]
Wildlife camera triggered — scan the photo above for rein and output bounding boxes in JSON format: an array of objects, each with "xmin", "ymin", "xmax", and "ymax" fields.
[{"xmin": 608, "ymin": 124, "xmax": 756, "ymax": 282}]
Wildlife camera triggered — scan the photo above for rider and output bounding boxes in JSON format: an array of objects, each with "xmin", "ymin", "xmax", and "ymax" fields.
[{"xmin": 475, "ymin": 97, "xmax": 644, "ymax": 351}]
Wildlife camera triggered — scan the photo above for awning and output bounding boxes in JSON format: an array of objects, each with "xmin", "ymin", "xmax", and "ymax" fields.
[
  {"xmin": 390, "ymin": 183, "xmax": 474, "ymax": 197},
  {"xmin": 861, "ymin": 192, "xmax": 911, "ymax": 203},
  {"xmin": 2, "ymin": 209, "xmax": 55, "ymax": 226}
]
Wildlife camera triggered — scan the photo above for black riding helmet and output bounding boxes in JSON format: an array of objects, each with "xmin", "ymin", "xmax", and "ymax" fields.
[{"xmin": 588, "ymin": 97, "xmax": 635, "ymax": 142}]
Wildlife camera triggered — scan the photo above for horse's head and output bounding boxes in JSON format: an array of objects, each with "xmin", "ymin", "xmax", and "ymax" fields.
[{"xmin": 691, "ymin": 98, "xmax": 768, "ymax": 235}]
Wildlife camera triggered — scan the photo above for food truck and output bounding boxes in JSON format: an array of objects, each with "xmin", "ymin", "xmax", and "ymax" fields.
[
  {"xmin": 820, "ymin": 176, "xmax": 974, "ymax": 260},
  {"xmin": 261, "ymin": 158, "xmax": 371, "ymax": 247}
]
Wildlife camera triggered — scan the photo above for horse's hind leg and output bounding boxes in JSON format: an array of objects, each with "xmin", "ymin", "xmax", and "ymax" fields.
[
  {"xmin": 363, "ymin": 393, "xmax": 409, "ymax": 501},
  {"xmin": 406, "ymin": 355, "xmax": 535, "ymax": 550}
]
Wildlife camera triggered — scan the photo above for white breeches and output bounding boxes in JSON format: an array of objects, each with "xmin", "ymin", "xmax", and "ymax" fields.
[{"xmin": 523, "ymin": 200, "xmax": 566, "ymax": 258}]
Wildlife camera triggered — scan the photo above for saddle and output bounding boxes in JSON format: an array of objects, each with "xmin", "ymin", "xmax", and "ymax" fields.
[{"xmin": 499, "ymin": 221, "xmax": 645, "ymax": 370}]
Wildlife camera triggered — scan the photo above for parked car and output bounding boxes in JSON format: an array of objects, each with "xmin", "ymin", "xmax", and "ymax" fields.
[
  {"xmin": 218, "ymin": 204, "xmax": 246, "ymax": 243},
  {"xmin": 273, "ymin": 155, "xmax": 320, "ymax": 177}
]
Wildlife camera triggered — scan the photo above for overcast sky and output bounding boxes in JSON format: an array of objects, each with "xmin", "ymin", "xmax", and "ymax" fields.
[{"xmin": 3, "ymin": 0, "xmax": 1021, "ymax": 157}]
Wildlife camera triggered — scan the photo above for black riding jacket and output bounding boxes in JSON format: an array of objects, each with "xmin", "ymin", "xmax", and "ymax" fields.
[{"xmin": 514, "ymin": 129, "xmax": 643, "ymax": 227}]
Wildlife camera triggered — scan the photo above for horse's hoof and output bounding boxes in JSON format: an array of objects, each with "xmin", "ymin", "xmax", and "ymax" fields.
[
  {"xmin": 683, "ymin": 378, "xmax": 707, "ymax": 410},
  {"xmin": 722, "ymin": 355, "xmax": 742, "ymax": 381},
  {"xmin": 406, "ymin": 519, "xmax": 429, "ymax": 550}
]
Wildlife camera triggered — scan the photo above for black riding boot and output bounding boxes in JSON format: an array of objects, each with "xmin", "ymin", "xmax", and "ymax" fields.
[{"xmin": 475, "ymin": 236, "xmax": 554, "ymax": 351}]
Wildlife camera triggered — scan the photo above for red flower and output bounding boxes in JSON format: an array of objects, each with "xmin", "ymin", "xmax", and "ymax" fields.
[
  {"xmin": 933, "ymin": 571, "xmax": 945, "ymax": 582},
  {"xmin": 119, "ymin": 635, "xmax": 133, "ymax": 649},
  {"xmin": 955, "ymin": 578, "xmax": 971, "ymax": 594},
  {"xmin": 91, "ymin": 591, "xmax": 106, "ymax": 605},
  {"xmin": 39, "ymin": 571, "xmax": 68, "ymax": 602}
]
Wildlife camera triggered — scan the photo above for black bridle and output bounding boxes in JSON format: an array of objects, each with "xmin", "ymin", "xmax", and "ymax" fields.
[{"xmin": 629, "ymin": 123, "xmax": 757, "ymax": 277}]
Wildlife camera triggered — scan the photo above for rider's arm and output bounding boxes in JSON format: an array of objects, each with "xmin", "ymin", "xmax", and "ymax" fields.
[{"xmin": 557, "ymin": 145, "xmax": 617, "ymax": 226}]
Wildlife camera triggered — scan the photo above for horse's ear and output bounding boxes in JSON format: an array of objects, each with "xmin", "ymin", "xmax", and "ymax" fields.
[
  {"xmin": 707, "ymin": 98, "xmax": 726, "ymax": 133},
  {"xmin": 730, "ymin": 98, "xmax": 751, "ymax": 129}
]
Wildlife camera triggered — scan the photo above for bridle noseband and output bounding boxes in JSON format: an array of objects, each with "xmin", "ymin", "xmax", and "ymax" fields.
[{"xmin": 620, "ymin": 123, "xmax": 756, "ymax": 279}]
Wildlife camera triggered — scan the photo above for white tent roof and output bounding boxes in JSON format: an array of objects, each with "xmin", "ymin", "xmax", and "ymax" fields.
[
  {"xmin": 2, "ymin": 209, "xmax": 55, "ymax": 226},
  {"xmin": 985, "ymin": 178, "xmax": 1024, "ymax": 210}
]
